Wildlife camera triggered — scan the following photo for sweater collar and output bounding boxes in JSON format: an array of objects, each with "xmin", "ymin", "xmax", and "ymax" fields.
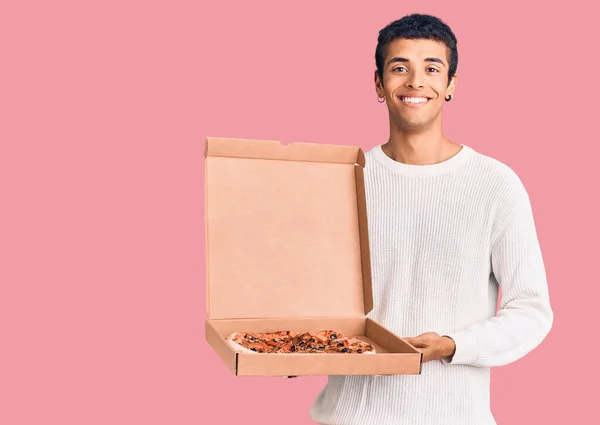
[{"xmin": 370, "ymin": 143, "xmax": 474, "ymax": 177}]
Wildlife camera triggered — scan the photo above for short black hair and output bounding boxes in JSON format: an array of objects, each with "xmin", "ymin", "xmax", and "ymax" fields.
[{"xmin": 375, "ymin": 13, "xmax": 458, "ymax": 87}]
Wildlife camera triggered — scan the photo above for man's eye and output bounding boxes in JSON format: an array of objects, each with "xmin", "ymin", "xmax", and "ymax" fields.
[
  {"xmin": 428, "ymin": 68, "xmax": 439, "ymax": 72},
  {"xmin": 393, "ymin": 67, "xmax": 407, "ymax": 72}
]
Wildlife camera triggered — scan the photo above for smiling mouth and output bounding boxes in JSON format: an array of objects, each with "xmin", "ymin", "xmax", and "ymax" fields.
[{"xmin": 398, "ymin": 96, "xmax": 431, "ymax": 105}]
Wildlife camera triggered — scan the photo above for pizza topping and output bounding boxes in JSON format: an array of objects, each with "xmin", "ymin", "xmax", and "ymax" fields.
[{"xmin": 227, "ymin": 330, "xmax": 375, "ymax": 354}]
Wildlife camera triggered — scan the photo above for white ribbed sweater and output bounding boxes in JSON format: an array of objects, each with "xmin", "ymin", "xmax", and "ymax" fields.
[{"xmin": 310, "ymin": 144, "xmax": 553, "ymax": 425}]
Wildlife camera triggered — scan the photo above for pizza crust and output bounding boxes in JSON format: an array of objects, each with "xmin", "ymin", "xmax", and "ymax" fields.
[{"xmin": 226, "ymin": 337, "xmax": 257, "ymax": 354}]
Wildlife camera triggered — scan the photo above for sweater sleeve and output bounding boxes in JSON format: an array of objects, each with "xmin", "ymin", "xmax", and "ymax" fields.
[{"xmin": 442, "ymin": 175, "xmax": 553, "ymax": 367}]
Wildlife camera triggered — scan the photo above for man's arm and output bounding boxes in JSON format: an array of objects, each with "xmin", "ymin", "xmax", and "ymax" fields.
[{"xmin": 442, "ymin": 175, "xmax": 553, "ymax": 367}]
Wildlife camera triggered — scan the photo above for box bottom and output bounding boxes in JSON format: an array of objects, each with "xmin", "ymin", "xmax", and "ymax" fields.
[{"xmin": 205, "ymin": 317, "xmax": 422, "ymax": 376}]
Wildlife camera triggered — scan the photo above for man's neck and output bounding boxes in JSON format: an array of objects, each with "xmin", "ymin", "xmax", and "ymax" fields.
[{"xmin": 382, "ymin": 125, "xmax": 461, "ymax": 166}]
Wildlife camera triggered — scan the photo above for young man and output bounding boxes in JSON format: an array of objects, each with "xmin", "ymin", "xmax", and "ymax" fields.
[{"xmin": 309, "ymin": 14, "xmax": 553, "ymax": 425}]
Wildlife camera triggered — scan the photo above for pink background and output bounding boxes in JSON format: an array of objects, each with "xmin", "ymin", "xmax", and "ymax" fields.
[{"xmin": 1, "ymin": 1, "xmax": 598, "ymax": 424}]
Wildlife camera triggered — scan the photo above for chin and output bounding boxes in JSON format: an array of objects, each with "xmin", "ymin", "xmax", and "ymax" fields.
[{"xmin": 394, "ymin": 119, "xmax": 428, "ymax": 130}]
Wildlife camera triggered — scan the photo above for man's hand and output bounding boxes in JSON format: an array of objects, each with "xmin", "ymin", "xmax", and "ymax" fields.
[{"xmin": 403, "ymin": 332, "xmax": 456, "ymax": 363}]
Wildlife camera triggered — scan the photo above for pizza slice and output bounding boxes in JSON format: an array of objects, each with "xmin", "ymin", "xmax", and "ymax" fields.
[{"xmin": 225, "ymin": 330, "xmax": 376, "ymax": 354}]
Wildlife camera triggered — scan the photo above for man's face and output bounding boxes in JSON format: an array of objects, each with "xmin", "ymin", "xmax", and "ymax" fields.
[{"xmin": 375, "ymin": 38, "xmax": 456, "ymax": 131}]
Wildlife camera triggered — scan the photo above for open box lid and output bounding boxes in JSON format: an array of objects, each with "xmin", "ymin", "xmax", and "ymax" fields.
[{"xmin": 204, "ymin": 137, "xmax": 373, "ymax": 320}]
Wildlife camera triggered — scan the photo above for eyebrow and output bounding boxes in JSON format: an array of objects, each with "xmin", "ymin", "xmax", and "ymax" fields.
[{"xmin": 386, "ymin": 57, "xmax": 446, "ymax": 67}]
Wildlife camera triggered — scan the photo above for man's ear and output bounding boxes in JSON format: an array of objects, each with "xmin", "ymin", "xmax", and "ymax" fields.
[
  {"xmin": 447, "ymin": 73, "xmax": 457, "ymax": 96},
  {"xmin": 374, "ymin": 70, "xmax": 384, "ymax": 94}
]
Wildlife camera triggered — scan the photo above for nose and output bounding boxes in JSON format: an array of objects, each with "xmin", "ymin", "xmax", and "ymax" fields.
[{"xmin": 405, "ymin": 73, "xmax": 424, "ymax": 89}]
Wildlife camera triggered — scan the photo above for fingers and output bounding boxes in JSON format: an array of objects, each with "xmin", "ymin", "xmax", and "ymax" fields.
[
  {"xmin": 404, "ymin": 337, "xmax": 431, "ymax": 362},
  {"xmin": 404, "ymin": 337, "xmax": 424, "ymax": 347},
  {"xmin": 405, "ymin": 332, "xmax": 437, "ymax": 348}
]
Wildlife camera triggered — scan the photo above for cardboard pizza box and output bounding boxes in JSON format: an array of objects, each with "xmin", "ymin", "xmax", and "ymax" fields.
[{"xmin": 203, "ymin": 136, "xmax": 423, "ymax": 376}]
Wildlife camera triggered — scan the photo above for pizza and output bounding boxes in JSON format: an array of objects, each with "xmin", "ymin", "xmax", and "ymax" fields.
[{"xmin": 225, "ymin": 330, "xmax": 376, "ymax": 354}]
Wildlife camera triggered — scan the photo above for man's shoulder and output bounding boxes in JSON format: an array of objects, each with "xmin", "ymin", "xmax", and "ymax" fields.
[
  {"xmin": 467, "ymin": 148, "xmax": 528, "ymax": 199},
  {"xmin": 363, "ymin": 144, "xmax": 379, "ymax": 160},
  {"xmin": 462, "ymin": 148, "xmax": 535, "ymax": 232}
]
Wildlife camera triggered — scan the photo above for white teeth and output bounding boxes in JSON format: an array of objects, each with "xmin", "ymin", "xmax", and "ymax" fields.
[{"xmin": 401, "ymin": 97, "xmax": 429, "ymax": 103}]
